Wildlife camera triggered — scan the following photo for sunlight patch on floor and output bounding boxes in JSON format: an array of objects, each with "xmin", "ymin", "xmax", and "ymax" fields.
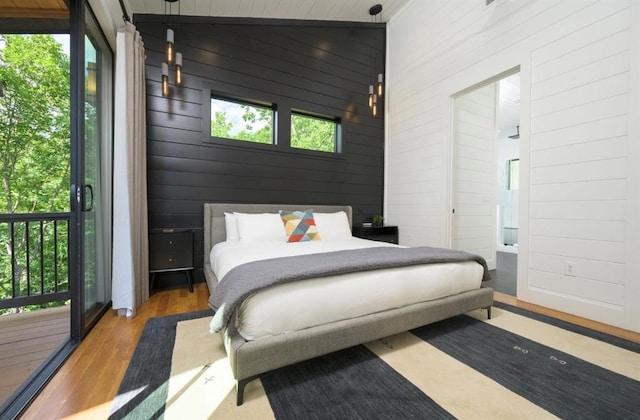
[
  {"xmin": 62, "ymin": 401, "xmax": 113, "ymax": 420},
  {"xmin": 164, "ymin": 357, "xmax": 235, "ymax": 418}
]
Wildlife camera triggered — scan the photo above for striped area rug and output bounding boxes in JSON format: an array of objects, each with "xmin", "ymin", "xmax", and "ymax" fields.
[{"xmin": 109, "ymin": 304, "xmax": 640, "ymax": 419}]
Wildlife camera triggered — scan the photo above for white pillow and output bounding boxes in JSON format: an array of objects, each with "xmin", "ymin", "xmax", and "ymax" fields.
[
  {"xmin": 224, "ymin": 212, "xmax": 240, "ymax": 242},
  {"xmin": 314, "ymin": 211, "xmax": 352, "ymax": 240},
  {"xmin": 234, "ymin": 212, "xmax": 287, "ymax": 242}
]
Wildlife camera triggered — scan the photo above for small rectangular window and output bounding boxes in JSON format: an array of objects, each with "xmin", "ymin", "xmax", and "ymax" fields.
[
  {"xmin": 210, "ymin": 97, "xmax": 274, "ymax": 144},
  {"xmin": 291, "ymin": 112, "xmax": 338, "ymax": 153}
]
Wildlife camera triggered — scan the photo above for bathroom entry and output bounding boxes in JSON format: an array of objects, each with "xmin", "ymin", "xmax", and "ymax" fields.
[
  {"xmin": 497, "ymin": 74, "xmax": 521, "ymax": 255},
  {"xmin": 451, "ymin": 70, "xmax": 520, "ymax": 295},
  {"xmin": 494, "ymin": 73, "xmax": 520, "ymax": 296}
]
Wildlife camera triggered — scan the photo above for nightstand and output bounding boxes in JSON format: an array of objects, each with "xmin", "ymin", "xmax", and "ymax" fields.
[
  {"xmin": 149, "ymin": 229, "xmax": 194, "ymax": 292},
  {"xmin": 352, "ymin": 225, "xmax": 399, "ymax": 244}
]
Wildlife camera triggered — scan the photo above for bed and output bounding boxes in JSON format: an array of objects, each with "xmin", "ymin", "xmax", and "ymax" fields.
[{"xmin": 203, "ymin": 203, "xmax": 494, "ymax": 405}]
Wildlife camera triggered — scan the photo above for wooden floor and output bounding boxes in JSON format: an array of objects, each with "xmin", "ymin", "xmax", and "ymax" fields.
[
  {"xmin": 22, "ymin": 284, "xmax": 210, "ymax": 419},
  {"xmin": 20, "ymin": 286, "xmax": 640, "ymax": 419},
  {"xmin": 0, "ymin": 306, "xmax": 70, "ymax": 406}
]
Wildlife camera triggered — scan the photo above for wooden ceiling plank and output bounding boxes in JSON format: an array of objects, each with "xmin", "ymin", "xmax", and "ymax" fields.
[
  {"xmin": 15, "ymin": 0, "xmax": 38, "ymax": 7},
  {"xmin": 35, "ymin": 0, "xmax": 64, "ymax": 9},
  {"xmin": 0, "ymin": 7, "xmax": 69, "ymax": 18}
]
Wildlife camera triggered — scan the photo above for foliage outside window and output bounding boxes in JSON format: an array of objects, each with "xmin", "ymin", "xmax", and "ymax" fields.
[
  {"xmin": 0, "ymin": 34, "xmax": 71, "ymax": 314},
  {"xmin": 210, "ymin": 97, "xmax": 274, "ymax": 144},
  {"xmin": 291, "ymin": 112, "xmax": 338, "ymax": 153}
]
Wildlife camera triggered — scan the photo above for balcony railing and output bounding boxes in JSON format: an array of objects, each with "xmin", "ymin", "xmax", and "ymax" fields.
[{"xmin": 0, "ymin": 213, "xmax": 70, "ymax": 311}]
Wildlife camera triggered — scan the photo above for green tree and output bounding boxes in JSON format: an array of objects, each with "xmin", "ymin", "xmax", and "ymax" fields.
[
  {"xmin": 235, "ymin": 105, "xmax": 272, "ymax": 144},
  {"xmin": 0, "ymin": 34, "xmax": 70, "ymax": 214},
  {"xmin": 0, "ymin": 35, "xmax": 71, "ymax": 313},
  {"xmin": 291, "ymin": 114, "xmax": 335, "ymax": 152},
  {"xmin": 211, "ymin": 111, "xmax": 234, "ymax": 138}
]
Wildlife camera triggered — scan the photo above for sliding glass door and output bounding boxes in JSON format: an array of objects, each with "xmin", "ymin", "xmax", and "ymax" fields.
[
  {"xmin": 0, "ymin": 2, "xmax": 112, "ymax": 416},
  {"xmin": 76, "ymin": 6, "xmax": 113, "ymax": 336}
]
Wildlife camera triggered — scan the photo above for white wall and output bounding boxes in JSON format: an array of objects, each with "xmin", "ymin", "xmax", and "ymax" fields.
[
  {"xmin": 90, "ymin": 0, "xmax": 121, "ymax": 50},
  {"xmin": 452, "ymin": 83, "xmax": 498, "ymax": 270},
  {"xmin": 386, "ymin": 0, "xmax": 640, "ymax": 332}
]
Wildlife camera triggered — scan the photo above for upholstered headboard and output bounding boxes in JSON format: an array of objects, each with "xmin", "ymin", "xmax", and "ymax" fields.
[
  {"xmin": 204, "ymin": 203, "xmax": 353, "ymax": 255},
  {"xmin": 202, "ymin": 203, "xmax": 353, "ymax": 292}
]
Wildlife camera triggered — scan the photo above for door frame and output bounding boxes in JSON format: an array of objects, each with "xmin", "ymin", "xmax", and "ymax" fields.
[
  {"xmin": 70, "ymin": 1, "xmax": 113, "ymax": 341},
  {"xmin": 69, "ymin": 0, "xmax": 85, "ymax": 343},
  {"xmin": 446, "ymin": 67, "xmax": 521, "ymax": 272},
  {"xmin": 78, "ymin": 5, "xmax": 114, "ymax": 337}
]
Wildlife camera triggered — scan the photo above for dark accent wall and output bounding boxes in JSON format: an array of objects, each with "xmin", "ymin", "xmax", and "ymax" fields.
[{"xmin": 135, "ymin": 15, "xmax": 386, "ymax": 284}]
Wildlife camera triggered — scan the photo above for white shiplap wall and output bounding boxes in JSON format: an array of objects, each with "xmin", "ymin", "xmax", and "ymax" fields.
[
  {"xmin": 386, "ymin": 0, "xmax": 640, "ymax": 332},
  {"xmin": 452, "ymin": 83, "xmax": 498, "ymax": 270}
]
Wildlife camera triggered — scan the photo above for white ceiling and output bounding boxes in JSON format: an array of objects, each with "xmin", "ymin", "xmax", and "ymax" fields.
[{"xmin": 121, "ymin": 0, "xmax": 408, "ymax": 22}]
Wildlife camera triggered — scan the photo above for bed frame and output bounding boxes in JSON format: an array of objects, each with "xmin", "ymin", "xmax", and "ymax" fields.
[{"xmin": 203, "ymin": 203, "xmax": 494, "ymax": 405}]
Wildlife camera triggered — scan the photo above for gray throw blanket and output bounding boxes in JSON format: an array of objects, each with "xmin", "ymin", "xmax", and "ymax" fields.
[{"xmin": 209, "ymin": 246, "xmax": 490, "ymax": 333}]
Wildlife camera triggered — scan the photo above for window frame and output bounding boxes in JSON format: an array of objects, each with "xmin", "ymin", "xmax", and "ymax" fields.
[{"xmin": 202, "ymin": 87, "xmax": 343, "ymax": 157}]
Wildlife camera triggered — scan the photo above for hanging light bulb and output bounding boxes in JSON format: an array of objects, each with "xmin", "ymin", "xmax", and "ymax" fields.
[
  {"xmin": 372, "ymin": 94, "xmax": 378, "ymax": 117},
  {"xmin": 377, "ymin": 73, "xmax": 383, "ymax": 97},
  {"xmin": 368, "ymin": 85, "xmax": 374, "ymax": 108},
  {"xmin": 162, "ymin": 63, "xmax": 169, "ymax": 97},
  {"xmin": 166, "ymin": 28, "xmax": 174, "ymax": 64},
  {"xmin": 175, "ymin": 52, "xmax": 183, "ymax": 86}
]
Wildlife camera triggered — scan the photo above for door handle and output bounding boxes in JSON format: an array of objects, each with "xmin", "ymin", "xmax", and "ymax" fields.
[{"xmin": 82, "ymin": 184, "xmax": 94, "ymax": 212}]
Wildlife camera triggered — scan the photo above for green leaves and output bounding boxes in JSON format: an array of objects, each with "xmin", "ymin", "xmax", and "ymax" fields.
[
  {"xmin": 0, "ymin": 34, "xmax": 70, "ymax": 214},
  {"xmin": 0, "ymin": 34, "xmax": 71, "ymax": 313},
  {"xmin": 291, "ymin": 113, "xmax": 336, "ymax": 153}
]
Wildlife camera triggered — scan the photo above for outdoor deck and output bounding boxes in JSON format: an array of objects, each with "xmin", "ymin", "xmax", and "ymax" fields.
[{"xmin": 0, "ymin": 306, "xmax": 69, "ymax": 405}]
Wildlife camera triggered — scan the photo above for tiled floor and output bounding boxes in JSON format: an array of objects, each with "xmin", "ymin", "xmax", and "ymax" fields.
[{"xmin": 486, "ymin": 251, "xmax": 517, "ymax": 296}]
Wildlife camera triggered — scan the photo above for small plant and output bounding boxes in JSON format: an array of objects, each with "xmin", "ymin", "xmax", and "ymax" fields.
[{"xmin": 372, "ymin": 215, "xmax": 384, "ymax": 227}]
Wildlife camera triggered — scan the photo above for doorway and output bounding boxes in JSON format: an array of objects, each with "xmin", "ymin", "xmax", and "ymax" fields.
[
  {"xmin": 451, "ymin": 70, "xmax": 520, "ymax": 296},
  {"xmin": 494, "ymin": 73, "xmax": 520, "ymax": 296}
]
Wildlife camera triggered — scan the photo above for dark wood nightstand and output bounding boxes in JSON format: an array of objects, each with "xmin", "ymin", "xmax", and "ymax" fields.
[
  {"xmin": 352, "ymin": 225, "xmax": 399, "ymax": 244},
  {"xmin": 149, "ymin": 229, "xmax": 194, "ymax": 292}
]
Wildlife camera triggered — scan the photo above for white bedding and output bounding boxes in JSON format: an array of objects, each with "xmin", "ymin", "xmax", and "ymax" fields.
[{"xmin": 210, "ymin": 238, "xmax": 484, "ymax": 340}]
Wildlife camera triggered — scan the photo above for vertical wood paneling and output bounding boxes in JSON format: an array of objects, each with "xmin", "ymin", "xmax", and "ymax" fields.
[
  {"xmin": 387, "ymin": 0, "xmax": 639, "ymax": 331},
  {"xmin": 135, "ymin": 15, "xmax": 386, "ymax": 283}
]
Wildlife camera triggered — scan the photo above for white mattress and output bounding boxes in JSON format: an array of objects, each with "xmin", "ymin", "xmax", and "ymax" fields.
[{"xmin": 210, "ymin": 238, "xmax": 484, "ymax": 340}]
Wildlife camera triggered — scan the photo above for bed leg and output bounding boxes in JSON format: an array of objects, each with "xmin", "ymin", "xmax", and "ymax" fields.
[
  {"xmin": 486, "ymin": 306, "xmax": 492, "ymax": 320},
  {"xmin": 236, "ymin": 379, "xmax": 248, "ymax": 406},
  {"xmin": 236, "ymin": 376, "xmax": 259, "ymax": 406}
]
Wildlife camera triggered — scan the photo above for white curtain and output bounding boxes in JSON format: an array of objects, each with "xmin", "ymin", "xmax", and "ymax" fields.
[{"xmin": 112, "ymin": 21, "xmax": 148, "ymax": 318}]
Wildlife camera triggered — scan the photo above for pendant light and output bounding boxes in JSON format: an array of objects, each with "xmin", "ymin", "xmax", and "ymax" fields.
[
  {"xmin": 166, "ymin": 28, "xmax": 174, "ymax": 65},
  {"xmin": 372, "ymin": 93, "xmax": 378, "ymax": 117},
  {"xmin": 161, "ymin": 63, "xmax": 169, "ymax": 97},
  {"xmin": 163, "ymin": 0, "xmax": 184, "ymax": 97},
  {"xmin": 368, "ymin": 85, "xmax": 374, "ymax": 108},
  {"xmin": 175, "ymin": 52, "xmax": 183, "ymax": 86},
  {"xmin": 368, "ymin": 4, "xmax": 384, "ymax": 116}
]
